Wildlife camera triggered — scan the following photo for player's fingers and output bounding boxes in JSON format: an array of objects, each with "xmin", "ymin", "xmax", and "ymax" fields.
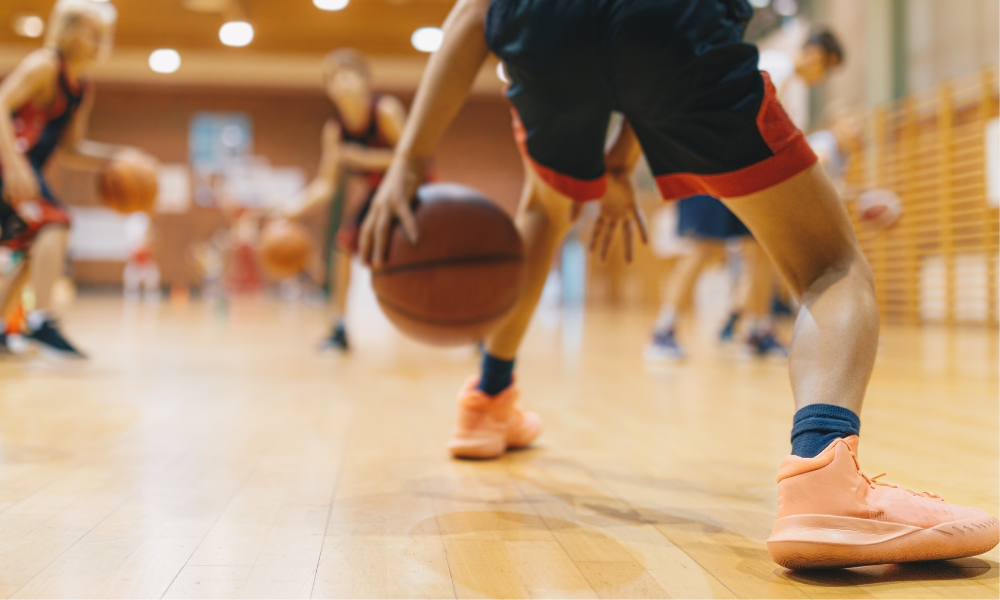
[
  {"xmin": 632, "ymin": 206, "xmax": 649, "ymax": 245},
  {"xmin": 589, "ymin": 217, "xmax": 606, "ymax": 253},
  {"xmin": 372, "ymin": 208, "xmax": 392, "ymax": 268},
  {"xmin": 395, "ymin": 200, "xmax": 419, "ymax": 245},
  {"xmin": 623, "ymin": 220, "xmax": 634, "ymax": 263},
  {"xmin": 599, "ymin": 219, "xmax": 616, "ymax": 263},
  {"xmin": 358, "ymin": 210, "xmax": 375, "ymax": 265}
]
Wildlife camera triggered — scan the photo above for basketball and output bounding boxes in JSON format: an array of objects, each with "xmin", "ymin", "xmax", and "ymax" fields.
[
  {"xmin": 371, "ymin": 183, "xmax": 526, "ymax": 346},
  {"xmin": 857, "ymin": 189, "xmax": 903, "ymax": 230},
  {"xmin": 99, "ymin": 151, "xmax": 159, "ymax": 214},
  {"xmin": 257, "ymin": 219, "xmax": 312, "ymax": 280}
]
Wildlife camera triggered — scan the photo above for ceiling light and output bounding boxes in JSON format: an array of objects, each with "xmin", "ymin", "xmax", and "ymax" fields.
[
  {"xmin": 13, "ymin": 14, "xmax": 45, "ymax": 38},
  {"xmin": 748, "ymin": 0, "xmax": 771, "ymax": 7},
  {"xmin": 411, "ymin": 27, "xmax": 443, "ymax": 53},
  {"xmin": 149, "ymin": 49, "xmax": 181, "ymax": 74},
  {"xmin": 219, "ymin": 21, "xmax": 254, "ymax": 47},
  {"xmin": 773, "ymin": 0, "xmax": 798, "ymax": 16},
  {"xmin": 314, "ymin": 0, "xmax": 349, "ymax": 10}
]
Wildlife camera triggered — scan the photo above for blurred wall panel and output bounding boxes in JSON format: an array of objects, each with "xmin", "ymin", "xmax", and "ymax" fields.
[{"xmin": 62, "ymin": 84, "xmax": 522, "ymax": 285}]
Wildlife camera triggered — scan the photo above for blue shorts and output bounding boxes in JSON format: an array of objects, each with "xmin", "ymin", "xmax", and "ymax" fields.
[
  {"xmin": 486, "ymin": 0, "xmax": 816, "ymax": 202},
  {"xmin": 677, "ymin": 195, "xmax": 751, "ymax": 240}
]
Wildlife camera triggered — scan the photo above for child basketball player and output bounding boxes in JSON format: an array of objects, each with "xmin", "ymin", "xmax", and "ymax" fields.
[
  {"xmin": 0, "ymin": 0, "xmax": 145, "ymax": 357},
  {"xmin": 289, "ymin": 49, "xmax": 406, "ymax": 351},
  {"xmin": 646, "ymin": 29, "xmax": 845, "ymax": 362},
  {"xmin": 361, "ymin": 0, "xmax": 998, "ymax": 569}
]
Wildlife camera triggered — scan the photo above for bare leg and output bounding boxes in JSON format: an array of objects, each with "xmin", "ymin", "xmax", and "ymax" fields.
[
  {"xmin": 331, "ymin": 249, "xmax": 351, "ymax": 324},
  {"xmin": 736, "ymin": 240, "xmax": 775, "ymax": 320},
  {"xmin": 723, "ymin": 164, "xmax": 878, "ymax": 413},
  {"xmin": 485, "ymin": 170, "xmax": 575, "ymax": 360},
  {"xmin": 654, "ymin": 240, "xmax": 723, "ymax": 331},
  {"xmin": 29, "ymin": 226, "xmax": 69, "ymax": 313},
  {"xmin": 0, "ymin": 259, "xmax": 31, "ymax": 318}
]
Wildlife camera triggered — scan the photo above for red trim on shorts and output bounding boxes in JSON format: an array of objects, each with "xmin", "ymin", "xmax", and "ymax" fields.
[
  {"xmin": 654, "ymin": 72, "xmax": 817, "ymax": 200},
  {"xmin": 510, "ymin": 109, "xmax": 607, "ymax": 202}
]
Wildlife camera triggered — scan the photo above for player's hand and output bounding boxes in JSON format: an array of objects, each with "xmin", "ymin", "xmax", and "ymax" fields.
[
  {"xmin": 1, "ymin": 152, "xmax": 40, "ymax": 204},
  {"xmin": 359, "ymin": 156, "xmax": 422, "ymax": 267},
  {"xmin": 583, "ymin": 172, "xmax": 648, "ymax": 263}
]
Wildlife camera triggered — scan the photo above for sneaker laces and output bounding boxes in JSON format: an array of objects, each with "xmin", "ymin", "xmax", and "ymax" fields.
[{"xmin": 860, "ymin": 471, "xmax": 943, "ymax": 500}]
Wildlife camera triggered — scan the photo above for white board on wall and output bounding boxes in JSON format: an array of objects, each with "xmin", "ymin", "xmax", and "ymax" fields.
[{"xmin": 987, "ymin": 118, "xmax": 998, "ymax": 208}]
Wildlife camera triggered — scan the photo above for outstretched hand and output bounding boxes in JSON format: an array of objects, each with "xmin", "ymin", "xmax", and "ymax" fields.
[
  {"xmin": 358, "ymin": 157, "xmax": 423, "ymax": 267},
  {"xmin": 574, "ymin": 172, "xmax": 648, "ymax": 263}
]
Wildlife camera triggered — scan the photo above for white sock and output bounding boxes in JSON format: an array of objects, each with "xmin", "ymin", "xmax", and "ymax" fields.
[
  {"xmin": 27, "ymin": 310, "xmax": 51, "ymax": 331},
  {"xmin": 745, "ymin": 316, "xmax": 773, "ymax": 336},
  {"xmin": 654, "ymin": 306, "xmax": 677, "ymax": 332}
]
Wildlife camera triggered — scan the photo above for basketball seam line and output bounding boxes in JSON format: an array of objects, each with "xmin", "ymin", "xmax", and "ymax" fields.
[
  {"xmin": 375, "ymin": 294, "xmax": 518, "ymax": 326},
  {"xmin": 371, "ymin": 254, "xmax": 524, "ymax": 277}
]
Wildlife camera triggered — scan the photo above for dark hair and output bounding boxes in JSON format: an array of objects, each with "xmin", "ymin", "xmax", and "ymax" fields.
[{"xmin": 806, "ymin": 28, "xmax": 844, "ymax": 66}]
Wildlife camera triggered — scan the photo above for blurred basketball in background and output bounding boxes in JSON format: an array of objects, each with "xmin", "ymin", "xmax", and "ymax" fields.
[
  {"xmin": 100, "ymin": 152, "xmax": 159, "ymax": 214},
  {"xmin": 257, "ymin": 219, "xmax": 312, "ymax": 280},
  {"xmin": 857, "ymin": 189, "xmax": 903, "ymax": 230},
  {"xmin": 371, "ymin": 183, "xmax": 526, "ymax": 347}
]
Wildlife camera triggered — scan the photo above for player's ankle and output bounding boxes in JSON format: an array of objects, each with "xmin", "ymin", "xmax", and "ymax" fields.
[
  {"xmin": 477, "ymin": 352, "xmax": 514, "ymax": 397},
  {"xmin": 790, "ymin": 404, "xmax": 860, "ymax": 458}
]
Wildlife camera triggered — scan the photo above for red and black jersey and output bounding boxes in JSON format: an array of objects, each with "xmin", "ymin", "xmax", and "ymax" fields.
[
  {"xmin": 11, "ymin": 52, "xmax": 87, "ymax": 172},
  {"xmin": 331, "ymin": 94, "xmax": 392, "ymax": 190}
]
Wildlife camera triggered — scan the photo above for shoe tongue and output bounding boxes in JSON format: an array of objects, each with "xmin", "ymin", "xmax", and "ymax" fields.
[{"xmin": 842, "ymin": 435, "xmax": 860, "ymax": 456}]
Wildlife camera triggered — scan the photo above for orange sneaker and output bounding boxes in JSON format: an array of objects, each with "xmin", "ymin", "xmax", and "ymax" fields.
[
  {"xmin": 447, "ymin": 377, "xmax": 542, "ymax": 459},
  {"xmin": 768, "ymin": 436, "xmax": 999, "ymax": 569}
]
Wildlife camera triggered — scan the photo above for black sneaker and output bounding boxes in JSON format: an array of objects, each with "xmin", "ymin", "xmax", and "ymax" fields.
[
  {"xmin": 25, "ymin": 318, "xmax": 87, "ymax": 358},
  {"xmin": 320, "ymin": 323, "xmax": 349, "ymax": 352},
  {"xmin": 0, "ymin": 331, "xmax": 12, "ymax": 356},
  {"xmin": 718, "ymin": 312, "xmax": 740, "ymax": 343}
]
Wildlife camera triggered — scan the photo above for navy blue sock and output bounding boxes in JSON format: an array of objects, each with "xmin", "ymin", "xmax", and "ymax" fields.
[
  {"xmin": 478, "ymin": 353, "xmax": 515, "ymax": 396},
  {"xmin": 790, "ymin": 404, "xmax": 861, "ymax": 458}
]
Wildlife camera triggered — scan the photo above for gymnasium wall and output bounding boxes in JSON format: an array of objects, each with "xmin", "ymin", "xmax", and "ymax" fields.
[{"xmin": 54, "ymin": 85, "xmax": 524, "ymax": 285}]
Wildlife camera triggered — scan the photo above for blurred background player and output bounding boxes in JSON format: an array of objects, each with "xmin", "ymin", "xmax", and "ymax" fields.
[
  {"xmin": 645, "ymin": 27, "xmax": 845, "ymax": 361},
  {"xmin": 0, "ymin": 0, "xmax": 150, "ymax": 357},
  {"xmin": 288, "ymin": 49, "xmax": 405, "ymax": 351}
]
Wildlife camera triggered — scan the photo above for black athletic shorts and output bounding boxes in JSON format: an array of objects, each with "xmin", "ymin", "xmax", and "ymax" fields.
[{"xmin": 485, "ymin": 0, "xmax": 817, "ymax": 202}]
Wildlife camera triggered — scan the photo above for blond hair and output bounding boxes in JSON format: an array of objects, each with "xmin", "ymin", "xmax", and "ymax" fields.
[
  {"xmin": 322, "ymin": 49, "xmax": 370, "ymax": 84},
  {"xmin": 45, "ymin": 0, "xmax": 118, "ymax": 61}
]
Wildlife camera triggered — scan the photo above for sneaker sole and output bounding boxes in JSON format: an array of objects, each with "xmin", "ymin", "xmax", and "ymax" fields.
[
  {"xmin": 768, "ymin": 514, "xmax": 1000, "ymax": 569},
  {"xmin": 448, "ymin": 421, "xmax": 541, "ymax": 460},
  {"xmin": 448, "ymin": 437, "xmax": 506, "ymax": 459},
  {"xmin": 642, "ymin": 347, "xmax": 685, "ymax": 362}
]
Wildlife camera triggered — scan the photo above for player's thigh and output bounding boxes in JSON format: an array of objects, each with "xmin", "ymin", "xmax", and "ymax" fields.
[{"xmin": 721, "ymin": 164, "xmax": 864, "ymax": 297}]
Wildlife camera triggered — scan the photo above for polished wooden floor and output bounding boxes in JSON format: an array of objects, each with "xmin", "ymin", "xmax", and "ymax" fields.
[{"xmin": 0, "ymin": 292, "xmax": 997, "ymax": 599}]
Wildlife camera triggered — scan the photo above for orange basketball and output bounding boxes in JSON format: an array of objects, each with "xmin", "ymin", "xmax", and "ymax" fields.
[
  {"xmin": 371, "ymin": 183, "xmax": 526, "ymax": 347},
  {"xmin": 100, "ymin": 152, "xmax": 159, "ymax": 214},
  {"xmin": 257, "ymin": 219, "xmax": 312, "ymax": 280}
]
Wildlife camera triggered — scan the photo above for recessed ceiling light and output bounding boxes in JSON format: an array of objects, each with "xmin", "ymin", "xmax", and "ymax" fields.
[
  {"xmin": 773, "ymin": 0, "xmax": 798, "ymax": 16},
  {"xmin": 314, "ymin": 0, "xmax": 349, "ymax": 10},
  {"xmin": 149, "ymin": 49, "xmax": 181, "ymax": 74},
  {"xmin": 13, "ymin": 14, "xmax": 45, "ymax": 38},
  {"xmin": 411, "ymin": 27, "xmax": 443, "ymax": 53},
  {"xmin": 219, "ymin": 21, "xmax": 254, "ymax": 47}
]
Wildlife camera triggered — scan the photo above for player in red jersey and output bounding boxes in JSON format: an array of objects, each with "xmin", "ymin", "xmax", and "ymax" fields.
[
  {"xmin": 289, "ymin": 49, "xmax": 406, "ymax": 351},
  {"xmin": 0, "ymin": 0, "xmax": 151, "ymax": 357}
]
